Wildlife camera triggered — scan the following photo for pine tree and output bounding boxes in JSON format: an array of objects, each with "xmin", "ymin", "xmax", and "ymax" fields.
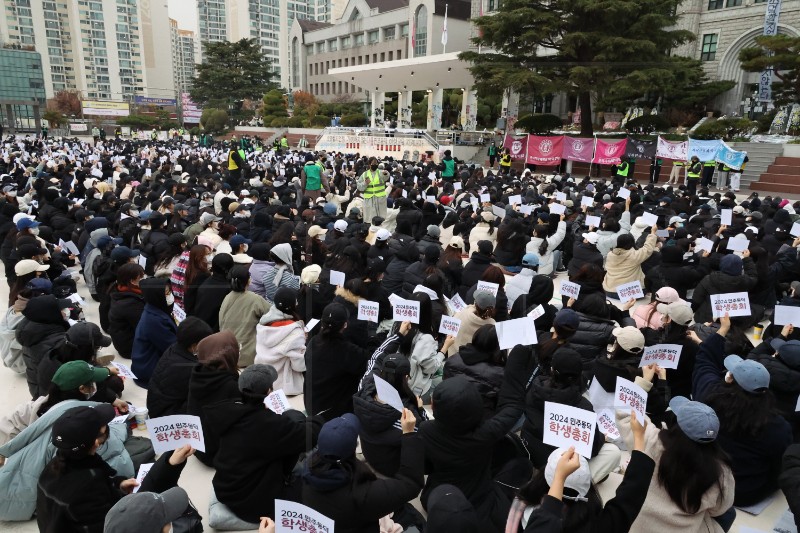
[{"xmin": 739, "ymin": 35, "xmax": 800, "ymax": 106}]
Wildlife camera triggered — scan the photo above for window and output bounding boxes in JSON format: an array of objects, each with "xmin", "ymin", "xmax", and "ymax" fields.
[
  {"xmin": 354, "ymin": 34, "xmax": 364, "ymax": 46},
  {"xmin": 316, "ymin": 42, "xmax": 325, "ymax": 53},
  {"xmin": 726, "ymin": 0, "xmax": 742, "ymax": 5},
  {"xmin": 488, "ymin": 0, "xmax": 502, "ymax": 11},
  {"xmin": 400, "ymin": 24, "xmax": 408, "ymax": 37},
  {"xmin": 341, "ymin": 36, "xmax": 351, "ymax": 48},
  {"xmin": 384, "ymin": 27, "xmax": 395, "ymax": 40},
  {"xmin": 328, "ymin": 39, "xmax": 337, "ymax": 51},
  {"xmin": 701, "ymin": 33, "xmax": 717, "ymax": 61},
  {"xmin": 414, "ymin": 5, "xmax": 428, "ymax": 57},
  {"xmin": 707, "ymin": 0, "xmax": 723, "ymax": 9},
  {"xmin": 368, "ymin": 30, "xmax": 378, "ymax": 44}
]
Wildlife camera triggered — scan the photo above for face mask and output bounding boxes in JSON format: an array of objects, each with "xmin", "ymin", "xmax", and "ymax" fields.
[
  {"xmin": 371, "ymin": 165, "xmax": 378, "ymax": 171},
  {"xmin": 7, "ymin": 191, "xmax": 16, "ymax": 197},
  {"xmin": 61, "ymin": 309, "xmax": 71, "ymax": 321},
  {"xmin": 242, "ymin": 244, "xmax": 248, "ymax": 252},
  {"xmin": 30, "ymin": 227, "xmax": 39, "ymax": 235},
  {"xmin": 84, "ymin": 382, "xmax": 98, "ymax": 400},
  {"xmin": 94, "ymin": 193, "xmax": 102, "ymax": 200},
  {"xmin": 165, "ymin": 293, "xmax": 174, "ymax": 306},
  {"xmin": 130, "ymin": 210, "xmax": 139, "ymax": 217},
  {"xmin": 206, "ymin": 255, "xmax": 213, "ymax": 264}
]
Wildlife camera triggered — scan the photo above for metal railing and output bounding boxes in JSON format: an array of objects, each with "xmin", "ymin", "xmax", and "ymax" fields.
[
  {"xmin": 435, "ymin": 130, "xmax": 497, "ymax": 146},
  {"xmin": 316, "ymin": 127, "xmax": 441, "ymax": 151}
]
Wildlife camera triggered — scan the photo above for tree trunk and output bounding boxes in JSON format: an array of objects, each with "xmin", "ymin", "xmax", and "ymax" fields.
[{"xmin": 579, "ymin": 91, "xmax": 593, "ymax": 137}]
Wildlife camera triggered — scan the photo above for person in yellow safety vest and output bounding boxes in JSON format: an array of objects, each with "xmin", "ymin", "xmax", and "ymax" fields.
[
  {"xmin": 301, "ymin": 154, "xmax": 329, "ymax": 202},
  {"xmin": 280, "ymin": 135, "xmax": 289, "ymax": 151},
  {"xmin": 615, "ymin": 159, "xmax": 630, "ymax": 183},
  {"xmin": 227, "ymin": 142, "xmax": 248, "ymax": 187},
  {"xmin": 717, "ymin": 162, "xmax": 731, "ymax": 190},
  {"xmin": 499, "ymin": 149, "xmax": 512, "ymax": 174},
  {"xmin": 686, "ymin": 156, "xmax": 702, "ymax": 196},
  {"xmin": 359, "ymin": 157, "xmax": 388, "ymax": 222},
  {"xmin": 701, "ymin": 159, "xmax": 716, "ymax": 188},
  {"xmin": 667, "ymin": 159, "xmax": 685, "ymax": 185}
]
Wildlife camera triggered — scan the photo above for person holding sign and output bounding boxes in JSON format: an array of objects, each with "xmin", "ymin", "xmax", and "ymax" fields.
[
  {"xmin": 691, "ymin": 252, "xmax": 760, "ymax": 328},
  {"xmin": 615, "ymin": 397, "xmax": 734, "ymax": 533},
  {"xmin": 595, "ymin": 197, "xmax": 633, "ymax": 258},
  {"xmin": 206, "ymin": 365, "xmax": 322, "ymax": 524},
  {"xmin": 449, "ymin": 291, "xmax": 497, "ymax": 356},
  {"xmin": 444, "ymin": 325, "xmax": 506, "ymax": 420},
  {"xmin": 525, "ymin": 215, "xmax": 567, "ymax": 276},
  {"xmin": 464, "ymin": 266, "xmax": 509, "ymax": 322},
  {"xmin": 301, "ymin": 410, "xmax": 424, "ymax": 532},
  {"xmin": 254, "ymin": 287, "xmax": 307, "ymax": 396},
  {"xmin": 641, "ymin": 302, "xmax": 697, "ymax": 399},
  {"xmin": 131, "ymin": 277, "xmax": 177, "ymax": 388},
  {"xmin": 602, "ymin": 227, "xmax": 657, "ymax": 296},
  {"xmin": 468, "ymin": 212, "xmax": 497, "ymax": 260}
]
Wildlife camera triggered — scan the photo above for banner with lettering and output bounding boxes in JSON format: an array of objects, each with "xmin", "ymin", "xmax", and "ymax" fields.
[
  {"xmin": 592, "ymin": 138, "xmax": 628, "ymax": 165},
  {"xmin": 656, "ymin": 137, "xmax": 688, "ymax": 161},
  {"xmin": 688, "ymin": 138, "xmax": 723, "ymax": 162},
  {"xmin": 759, "ymin": 0, "xmax": 783, "ymax": 101},
  {"xmin": 526, "ymin": 135, "xmax": 564, "ymax": 166},
  {"xmin": 624, "ymin": 137, "xmax": 656, "ymax": 160},
  {"xmin": 714, "ymin": 141, "xmax": 747, "ymax": 170},
  {"xmin": 562, "ymin": 137, "xmax": 595, "ymax": 163},
  {"xmin": 503, "ymin": 134, "xmax": 528, "ymax": 161}
]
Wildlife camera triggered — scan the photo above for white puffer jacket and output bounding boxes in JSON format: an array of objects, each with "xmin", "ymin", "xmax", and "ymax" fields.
[{"xmin": 254, "ymin": 306, "xmax": 306, "ymax": 395}]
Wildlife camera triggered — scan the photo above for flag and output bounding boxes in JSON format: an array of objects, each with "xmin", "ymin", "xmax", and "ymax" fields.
[
  {"xmin": 411, "ymin": 18, "xmax": 416, "ymax": 51},
  {"xmin": 441, "ymin": 4, "xmax": 448, "ymax": 47}
]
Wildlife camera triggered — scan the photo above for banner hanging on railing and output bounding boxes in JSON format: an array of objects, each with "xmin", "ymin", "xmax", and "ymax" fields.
[
  {"xmin": 503, "ymin": 134, "xmax": 528, "ymax": 161},
  {"xmin": 688, "ymin": 139, "xmax": 723, "ymax": 162},
  {"xmin": 624, "ymin": 138, "xmax": 656, "ymax": 160},
  {"xmin": 656, "ymin": 138, "xmax": 688, "ymax": 161},
  {"xmin": 561, "ymin": 137, "xmax": 595, "ymax": 163},
  {"xmin": 714, "ymin": 141, "xmax": 748, "ymax": 170},
  {"xmin": 592, "ymin": 138, "xmax": 628, "ymax": 165},
  {"xmin": 526, "ymin": 135, "xmax": 563, "ymax": 166}
]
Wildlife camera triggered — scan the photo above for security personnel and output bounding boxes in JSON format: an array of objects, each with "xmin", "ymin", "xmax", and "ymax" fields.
[
  {"xmin": 701, "ymin": 159, "xmax": 716, "ymax": 188},
  {"xmin": 301, "ymin": 154, "xmax": 327, "ymax": 202},
  {"xmin": 280, "ymin": 134, "xmax": 289, "ymax": 152},
  {"xmin": 499, "ymin": 149, "xmax": 512, "ymax": 174},
  {"xmin": 440, "ymin": 149, "xmax": 456, "ymax": 182},
  {"xmin": 717, "ymin": 163, "xmax": 731, "ymax": 190},
  {"xmin": 649, "ymin": 155, "xmax": 663, "ymax": 184},
  {"xmin": 227, "ymin": 142, "xmax": 248, "ymax": 187},
  {"xmin": 487, "ymin": 141, "xmax": 499, "ymax": 167},
  {"xmin": 615, "ymin": 158, "xmax": 630, "ymax": 183},
  {"xmin": 151, "ymin": 130, "xmax": 158, "ymax": 141},
  {"xmin": 687, "ymin": 155, "xmax": 702, "ymax": 196},
  {"xmin": 359, "ymin": 157, "xmax": 388, "ymax": 222}
]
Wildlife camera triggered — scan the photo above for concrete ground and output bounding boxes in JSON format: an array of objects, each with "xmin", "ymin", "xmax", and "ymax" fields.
[{"xmin": 0, "ymin": 266, "xmax": 794, "ymax": 533}]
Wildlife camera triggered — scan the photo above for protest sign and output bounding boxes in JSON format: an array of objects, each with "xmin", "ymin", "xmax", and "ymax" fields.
[
  {"xmin": 59, "ymin": 239, "xmax": 81, "ymax": 256},
  {"xmin": 132, "ymin": 463, "xmax": 154, "ymax": 493},
  {"xmin": 275, "ymin": 500, "xmax": 334, "ymax": 533},
  {"xmin": 508, "ymin": 194, "xmax": 522, "ymax": 205},
  {"xmin": 696, "ymin": 237, "xmax": 715, "ymax": 254},
  {"xmin": 774, "ymin": 305, "xmax": 800, "ymax": 326},
  {"xmin": 656, "ymin": 229, "xmax": 670, "ymax": 238},
  {"xmin": 560, "ymin": 281, "xmax": 581, "ymax": 299},
  {"xmin": 726, "ymin": 238, "xmax": 749, "ymax": 252},
  {"xmin": 373, "ymin": 375, "xmax": 404, "ymax": 412},
  {"xmin": 109, "ymin": 361, "xmax": 137, "ymax": 380},
  {"xmin": 392, "ymin": 298, "xmax": 420, "ymax": 324},
  {"xmin": 357, "ymin": 300, "xmax": 380, "ymax": 323},
  {"xmin": 617, "ymin": 188, "xmax": 631, "ymax": 199},
  {"xmin": 587, "ymin": 378, "xmax": 614, "ymax": 409},
  {"xmin": 439, "ymin": 315, "xmax": 461, "ymax": 336},
  {"xmin": 476, "ymin": 281, "xmax": 499, "ymax": 297},
  {"xmin": 425, "ymin": 195, "xmax": 437, "ymax": 203},
  {"xmin": 641, "ymin": 212, "xmax": 658, "ymax": 226},
  {"xmin": 109, "ymin": 414, "xmax": 130, "ymax": 425},
  {"xmin": 264, "ymin": 389, "xmax": 292, "ymax": 414},
  {"xmin": 479, "ymin": 193, "xmax": 490, "ymax": 202},
  {"xmin": 172, "ymin": 304, "xmax": 186, "ymax": 324},
  {"xmin": 492, "ymin": 205, "xmax": 506, "ymax": 219},
  {"xmin": 585, "ymin": 215, "xmax": 601, "ymax": 228},
  {"xmin": 137, "ymin": 255, "xmax": 147, "ymax": 269},
  {"xmin": 147, "ymin": 415, "xmax": 205, "ymax": 454},
  {"xmin": 496, "ymin": 317, "xmax": 537, "ymax": 350},
  {"xmin": 580, "ymin": 196, "xmax": 594, "ymax": 207},
  {"xmin": 555, "ymin": 192, "xmax": 567, "ymax": 202},
  {"xmin": 329, "ymin": 270, "xmax": 346, "ymax": 286},
  {"xmin": 597, "ymin": 409, "xmax": 621, "ymax": 440},
  {"xmin": 616, "ymin": 281, "xmax": 644, "ymax": 301},
  {"xmin": 549, "ymin": 202, "xmax": 566, "ymax": 215},
  {"xmin": 721, "ymin": 209, "xmax": 732, "ymax": 226},
  {"xmin": 791, "ymin": 222, "xmax": 800, "ymax": 237},
  {"xmin": 304, "ymin": 318, "xmax": 319, "ymax": 332},
  {"xmin": 527, "ymin": 305, "xmax": 545, "ymax": 321},
  {"xmin": 710, "ymin": 292, "xmax": 751, "ymax": 318},
  {"xmin": 542, "ymin": 402, "xmax": 597, "ymax": 458},
  {"xmin": 640, "ymin": 344, "xmax": 682, "ymax": 370},
  {"xmin": 446, "ymin": 293, "xmax": 467, "ymax": 314},
  {"xmin": 614, "ymin": 377, "xmax": 647, "ymax": 423},
  {"xmin": 519, "ymin": 204, "xmax": 533, "ymax": 215}
]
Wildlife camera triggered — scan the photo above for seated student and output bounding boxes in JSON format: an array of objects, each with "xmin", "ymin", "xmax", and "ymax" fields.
[
  {"xmin": 147, "ymin": 317, "xmax": 213, "ymax": 418},
  {"xmin": 131, "ymin": 277, "xmax": 177, "ymax": 387},
  {"xmin": 444, "ymin": 325, "xmax": 506, "ymax": 420},
  {"xmin": 353, "ymin": 353, "xmax": 428, "ymax": 477},
  {"xmin": 641, "ymin": 301, "xmax": 697, "ymax": 399},
  {"xmin": 192, "ymin": 253, "xmax": 234, "ymax": 332},
  {"xmin": 208, "ymin": 364, "xmax": 322, "ymax": 523},
  {"xmin": 692, "ymin": 314, "xmax": 792, "ymax": 506},
  {"xmin": 104, "ymin": 486, "xmax": 192, "ymax": 533},
  {"xmin": 254, "ymin": 287, "xmax": 306, "ymax": 395},
  {"xmin": 219, "ymin": 265, "xmax": 270, "ymax": 368},
  {"xmin": 301, "ymin": 411, "xmax": 424, "ymax": 533},
  {"xmin": 37, "ymin": 403, "xmax": 195, "ymax": 533},
  {"xmin": 448, "ymin": 291, "xmax": 496, "ymax": 356},
  {"xmin": 106, "ymin": 263, "xmax": 146, "ymax": 358},
  {"xmin": 510, "ymin": 412, "xmax": 653, "ymax": 533},
  {"xmin": 616, "ymin": 398, "xmax": 735, "ymax": 533},
  {"xmin": 17, "ymin": 294, "xmax": 71, "ymax": 399}
]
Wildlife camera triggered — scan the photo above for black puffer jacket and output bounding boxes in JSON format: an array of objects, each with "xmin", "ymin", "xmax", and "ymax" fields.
[
  {"xmin": 401, "ymin": 260, "xmax": 443, "ymax": 298},
  {"xmin": 567, "ymin": 241, "xmax": 603, "ymax": 278},
  {"xmin": 749, "ymin": 348, "xmax": 800, "ymax": 425},
  {"xmin": 187, "ymin": 364, "xmax": 240, "ymax": 466},
  {"xmin": 396, "ymin": 205, "xmax": 424, "ymax": 240},
  {"xmin": 191, "ymin": 272, "xmax": 231, "ymax": 331},
  {"xmin": 16, "ymin": 295, "xmax": 69, "ymax": 398},
  {"xmin": 570, "ymin": 312, "xmax": 617, "ymax": 370},
  {"xmin": 383, "ymin": 242, "xmax": 419, "ymax": 297},
  {"xmin": 147, "ymin": 342, "xmax": 198, "ymax": 418},
  {"xmin": 415, "ymin": 234, "xmax": 444, "ymax": 257},
  {"xmin": 106, "ymin": 287, "xmax": 145, "ymax": 358},
  {"xmin": 644, "ymin": 247, "xmax": 709, "ymax": 299},
  {"xmin": 443, "ymin": 344, "xmax": 505, "ymax": 420},
  {"xmin": 692, "ymin": 256, "xmax": 758, "ymax": 323},
  {"xmin": 458, "ymin": 252, "xmax": 493, "ymax": 298}
]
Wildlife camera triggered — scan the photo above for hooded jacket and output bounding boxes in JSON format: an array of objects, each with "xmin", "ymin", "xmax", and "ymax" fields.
[
  {"xmin": 131, "ymin": 277, "xmax": 177, "ymax": 386},
  {"xmin": 570, "ymin": 311, "xmax": 618, "ymax": 369},
  {"xmin": 218, "ymin": 289, "xmax": 270, "ymax": 367},
  {"xmin": 16, "ymin": 295, "xmax": 69, "ymax": 398},
  {"xmin": 448, "ymin": 305, "xmax": 497, "ymax": 356},
  {"xmin": 443, "ymin": 344, "xmax": 505, "ymax": 419},
  {"xmin": 596, "ymin": 211, "xmax": 632, "ymax": 258},
  {"xmin": 567, "ymin": 241, "xmax": 604, "ymax": 278},
  {"xmin": 83, "ymin": 229, "xmax": 108, "ymax": 295},
  {"xmin": 526, "ymin": 221, "xmax": 567, "ymax": 275},
  {"xmin": 146, "ymin": 341, "xmax": 198, "ymax": 418},
  {"xmin": 602, "ymin": 234, "xmax": 657, "ymax": 292},
  {"xmin": 459, "ymin": 252, "xmax": 493, "ymax": 298},
  {"xmin": 383, "ymin": 241, "xmax": 419, "ymax": 297},
  {"xmin": 261, "ymin": 243, "xmax": 299, "ymax": 301},
  {"xmin": 468, "ymin": 221, "xmax": 496, "ymax": 257},
  {"xmin": 254, "ymin": 306, "xmax": 306, "ymax": 395},
  {"xmin": 691, "ymin": 256, "xmax": 758, "ymax": 323},
  {"xmin": 207, "ymin": 400, "xmax": 322, "ymax": 523},
  {"xmin": 644, "ymin": 246, "xmax": 709, "ymax": 299},
  {"xmin": 106, "ymin": 286, "xmax": 145, "ymax": 358},
  {"xmin": 749, "ymin": 349, "xmax": 800, "ymax": 423}
]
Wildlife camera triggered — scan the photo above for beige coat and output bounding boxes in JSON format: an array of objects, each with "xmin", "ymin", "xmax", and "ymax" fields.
[
  {"xmin": 602, "ymin": 233, "xmax": 657, "ymax": 292},
  {"xmin": 468, "ymin": 221, "xmax": 497, "ymax": 255},
  {"xmin": 616, "ymin": 410, "xmax": 735, "ymax": 533},
  {"xmin": 447, "ymin": 305, "xmax": 496, "ymax": 356},
  {"xmin": 0, "ymin": 396, "xmax": 47, "ymax": 446},
  {"xmin": 219, "ymin": 290, "xmax": 271, "ymax": 367}
]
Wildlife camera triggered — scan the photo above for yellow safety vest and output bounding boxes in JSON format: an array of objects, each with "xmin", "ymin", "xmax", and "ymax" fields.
[{"xmin": 363, "ymin": 170, "xmax": 386, "ymax": 199}]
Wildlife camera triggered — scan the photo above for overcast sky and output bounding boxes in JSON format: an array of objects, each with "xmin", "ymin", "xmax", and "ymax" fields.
[{"xmin": 168, "ymin": 0, "xmax": 199, "ymax": 35}]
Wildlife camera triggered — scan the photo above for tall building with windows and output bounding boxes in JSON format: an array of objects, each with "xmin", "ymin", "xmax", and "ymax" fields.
[
  {"xmin": 170, "ymin": 19, "xmax": 198, "ymax": 94},
  {"xmin": 0, "ymin": 0, "xmax": 174, "ymax": 100},
  {"xmin": 197, "ymin": 0, "xmax": 228, "ymax": 49}
]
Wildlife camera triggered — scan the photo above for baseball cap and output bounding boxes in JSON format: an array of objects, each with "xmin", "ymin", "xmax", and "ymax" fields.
[
  {"xmin": 551, "ymin": 348, "xmax": 583, "ymax": 378},
  {"xmin": 334, "ymin": 220, "xmax": 348, "ymax": 232},
  {"xmin": 51, "ymin": 404, "xmax": 116, "ymax": 452},
  {"xmin": 544, "ymin": 447, "xmax": 591, "ymax": 499},
  {"xmin": 25, "ymin": 277, "xmax": 53, "ymax": 294},
  {"xmin": 375, "ymin": 228, "xmax": 391, "ymax": 242},
  {"xmin": 66, "ymin": 322, "xmax": 112, "ymax": 348},
  {"xmin": 52, "ymin": 360, "xmax": 110, "ymax": 390},
  {"xmin": 474, "ymin": 290, "xmax": 496, "ymax": 309},
  {"xmin": 238, "ymin": 364, "xmax": 278, "ymax": 395},
  {"xmin": 273, "ymin": 286, "xmax": 298, "ymax": 315},
  {"xmin": 656, "ymin": 302, "xmax": 694, "ymax": 326},
  {"xmin": 104, "ymin": 486, "xmax": 190, "ymax": 533},
  {"xmin": 229, "ymin": 235, "xmax": 252, "ymax": 248},
  {"xmin": 308, "ymin": 225, "xmax": 328, "ymax": 239},
  {"xmin": 17, "ymin": 243, "xmax": 47, "ymax": 258},
  {"xmin": 14, "ymin": 259, "xmax": 50, "ymax": 276},
  {"xmin": 553, "ymin": 309, "xmax": 580, "ymax": 330},
  {"xmin": 380, "ymin": 352, "xmax": 411, "ymax": 381},
  {"xmin": 110, "ymin": 246, "xmax": 140, "ymax": 262},
  {"xmin": 301, "ymin": 264, "xmax": 322, "ymax": 285},
  {"xmin": 16, "ymin": 218, "xmax": 40, "ymax": 231},
  {"xmin": 522, "ymin": 253, "xmax": 539, "ymax": 267},
  {"xmin": 582, "ymin": 232, "xmax": 599, "ymax": 245},
  {"xmin": 199, "ymin": 212, "xmax": 221, "ymax": 226},
  {"xmin": 612, "ymin": 326, "xmax": 645, "ymax": 353},
  {"xmin": 654, "ymin": 287, "xmax": 681, "ymax": 304},
  {"xmin": 317, "ymin": 413, "xmax": 361, "ymax": 459},
  {"xmin": 771, "ymin": 338, "xmax": 800, "ymax": 369},
  {"xmin": 448, "ymin": 236, "xmax": 464, "ymax": 249},
  {"xmin": 669, "ymin": 396, "xmax": 719, "ymax": 443},
  {"xmin": 724, "ymin": 354, "xmax": 770, "ymax": 392},
  {"xmin": 321, "ymin": 302, "xmax": 349, "ymax": 326}
]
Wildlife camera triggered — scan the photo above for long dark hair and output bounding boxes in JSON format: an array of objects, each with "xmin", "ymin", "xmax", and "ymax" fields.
[
  {"xmin": 8, "ymin": 271, "xmax": 38, "ymax": 305},
  {"xmin": 657, "ymin": 424, "xmax": 730, "ymax": 514},
  {"xmin": 396, "ymin": 292, "xmax": 434, "ymax": 355},
  {"xmin": 471, "ymin": 324, "xmax": 504, "ymax": 365},
  {"xmin": 37, "ymin": 381, "xmax": 89, "ymax": 416},
  {"xmin": 534, "ymin": 224, "xmax": 550, "ymax": 256},
  {"xmin": 536, "ymin": 325, "xmax": 578, "ymax": 373},
  {"xmin": 703, "ymin": 381, "xmax": 777, "ymax": 438},
  {"xmin": 378, "ymin": 358, "xmax": 417, "ymax": 406},
  {"xmin": 517, "ymin": 469, "xmax": 603, "ymax": 532},
  {"xmin": 185, "ymin": 244, "xmax": 210, "ymax": 288}
]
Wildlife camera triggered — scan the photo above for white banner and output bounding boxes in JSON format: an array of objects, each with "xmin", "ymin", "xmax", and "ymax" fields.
[
  {"xmin": 656, "ymin": 137, "xmax": 688, "ymax": 161},
  {"xmin": 759, "ymin": 0, "xmax": 783, "ymax": 102}
]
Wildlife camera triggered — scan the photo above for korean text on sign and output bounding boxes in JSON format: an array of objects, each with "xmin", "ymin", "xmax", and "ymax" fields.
[
  {"xmin": 615, "ymin": 281, "xmax": 644, "ymax": 301},
  {"xmin": 542, "ymin": 401, "xmax": 596, "ymax": 458},
  {"xmin": 357, "ymin": 300, "xmax": 380, "ymax": 323},
  {"xmin": 147, "ymin": 414, "xmax": 205, "ymax": 454},
  {"xmin": 560, "ymin": 281, "xmax": 581, "ymax": 299},
  {"xmin": 439, "ymin": 315, "xmax": 461, "ymax": 336},
  {"xmin": 275, "ymin": 499, "xmax": 334, "ymax": 533},
  {"xmin": 392, "ymin": 298, "xmax": 420, "ymax": 324},
  {"xmin": 264, "ymin": 389, "xmax": 291, "ymax": 414},
  {"xmin": 640, "ymin": 344, "xmax": 682, "ymax": 370},
  {"xmin": 614, "ymin": 377, "xmax": 647, "ymax": 423},
  {"xmin": 710, "ymin": 292, "xmax": 751, "ymax": 319}
]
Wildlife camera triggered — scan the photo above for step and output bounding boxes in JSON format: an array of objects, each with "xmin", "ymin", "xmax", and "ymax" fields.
[
  {"xmin": 774, "ymin": 156, "xmax": 800, "ymax": 166},
  {"xmin": 750, "ymin": 181, "xmax": 800, "ymax": 195},
  {"xmin": 752, "ymin": 173, "xmax": 800, "ymax": 185},
  {"xmin": 767, "ymin": 165, "xmax": 800, "ymax": 176}
]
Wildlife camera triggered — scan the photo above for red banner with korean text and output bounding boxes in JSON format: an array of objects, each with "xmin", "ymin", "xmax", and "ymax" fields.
[
  {"xmin": 592, "ymin": 138, "xmax": 628, "ymax": 165},
  {"xmin": 561, "ymin": 137, "xmax": 595, "ymax": 163},
  {"xmin": 526, "ymin": 135, "xmax": 563, "ymax": 166},
  {"xmin": 502, "ymin": 134, "xmax": 528, "ymax": 161}
]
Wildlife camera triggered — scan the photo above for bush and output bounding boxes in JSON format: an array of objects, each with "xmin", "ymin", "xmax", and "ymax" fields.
[
  {"xmin": 310, "ymin": 115, "xmax": 330, "ymax": 127},
  {"xmin": 625, "ymin": 114, "xmax": 670, "ymax": 134},
  {"xmin": 757, "ymin": 109, "xmax": 777, "ymax": 133},
  {"xmin": 118, "ymin": 114, "xmax": 158, "ymax": 129},
  {"xmin": 340, "ymin": 113, "xmax": 368, "ymax": 127},
  {"xmin": 286, "ymin": 116, "xmax": 305, "ymax": 127},
  {"xmin": 270, "ymin": 117, "xmax": 289, "ymax": 127},
  {"xmin": 693, "ymin": 118, "xmax": 757, "ymax": 140},
  {"xmin": 200, "ymin": 108, "xmax": 229, "ymax": 133},
  {"xmin": 514, "ymin": 113, "xmax": 563, "ymax": 133},
  {"xmin": 189, "ymin": 127, "xmax": 201, "ymax": 136}
]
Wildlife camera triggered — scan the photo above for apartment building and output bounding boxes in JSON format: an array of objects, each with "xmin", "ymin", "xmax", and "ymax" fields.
[{"xmin": 170, "ymin": 18, "xmax": 199, "ymax": 94}]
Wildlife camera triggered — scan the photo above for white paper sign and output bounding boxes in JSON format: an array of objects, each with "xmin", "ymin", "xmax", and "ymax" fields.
[
  {"xmin": 329, "ymin": 269, "xmax": 345, "ymax": 287},
  {"xmin": 560, "ymin": 281, "xmax": 581, "ymax": 299},
  {"xmin": 496, "ymin": 317, "xmax": 538, "ymax": 350},
  {"xmin": 542, "ymin": 402, "xmax": 597, "ymax": 458},
  {"xmin": 145, "ymin": 168, "xmax": 152, "ymax": 177},
  {"xmin": 357, "ymin": 300, "xmax": 380, "ymax": 323},
  {"xmin": 275, "ymin": 500, "xmax": 334, "ymax": 533},
  {"xmin": 549, "ymin": 203, "xmax": 566, "ymax": 215},
  {"xmin": 508, "ymin": 194, "xmax": 522, "ymax": 205},
  {"xmin": 519, "ymin": 204, "xmax": 533, "ymax": 215},
  {"xmin": 132, "ymin": 462, "xmax": 154, "ymax": 493},
  {"xmin": 425, "ymin": 195, "xmax": 437, "ymax": 203},
  {"xmin": 137, "ymin": 254, "xmax": 147, "ymax": 268},
  {"xmin": 585, "ymin": 215, "xmax": 601, "ymax": 228},
  {"xmin": 453, "ymin": 182, "xmax": 462, "ymax": 191},
  {"xmin": 109, "ymin": 362, "xmax": 137, "ymax": 380},
  {"xmin": 264, "ymin": 389, "xmax": 291, "ymax": 414},
  {"xmin": 373, "ymin": 375, "xmax": 404, "ymax": 412},
  {"xmin": 614, "ymin": 377, "xmax": 647, "ymax": 423},
  {"xmin": 555, "ymin": 192, "xmax": 567, "ymax": 202},
  {"xmin": 62, "ymin": 240, "xmax": 80, "ymax": 256},
  {"xmin": 446, "ymin": 293, "xmax": 467, "ymax": 314},
  {"xmin": 109, "ymin": 414, "xmax": 130, "ymax": 425},
  {"xmin": 726, "ymin": 238, "xmax": 749, "ymax": 252},
  {"xmin": 655, "ymin": 229, "xmax": 670, "ymax": 238},
  {"xmin": 616, "ymin": 281, "xmax": 644, "ymax": 301},
  {"xmin": 696, "ymin": 237, "xmax": 715, "ymax": 254},
  {"xmin": 580, "ymin": 196, "xmax": 594, "ymax": 207},
  {"xmin": 773, "ymin": 305, "xmax": 800, "ymax": 326},
  {"xmin": 640, "ymin": 344, "xmax": 683, "ymax": 369},
  {"xmin": 479, "ymin": 193, "xmax": 490, "ymax": 202},
  {"xmin": 304, "ymin": 318, "xmax": 320, "ymax": 332},
  {"xmin": 439, "ymin": 315, "xmax": 461, "ymax": 336},
  {"xmin": 392, "ymin": 298, "xmax": 420, "ymax": 324},
  {"xmin": 491, "ymin": 205, "xmax": 506, "ymax": 219},
  {"xmin": 597, "ymin": 409, "xmax": 621, "ymax": 440},
  {"xmin": 476, "ymin": 281, "xmax": 499, "ymax": 297},
  {"xmin": 791, "ymin": 222, "xmax": 800, "ymax": 237},
  {"xmin": 587, "ymin": 378, "xmax": 614, "ymax": 409},
  {"xmin": 710, "ymin": 292, "xmax": 751, "ymax": 318},
  {"xmin": 721, "ymin": 209, "xmax": 732, "ymax": 226},
  {"xmin": 147, "ymin": 414, "xmax": 205, "ymax": 454},
  {"xmin": 641, "ymin": 212, "xmax": 658, "ymax": 227},
  {"xmin": 617, "ymin": 188, "xmax": 631, "ymax": 199},
  {"xmin": 172, "ymin": 304, "xmax": 186, "ymax": 324},
  {"xmin": 527, "ymin": 304, "xmax": 545, "ymax": 321}
]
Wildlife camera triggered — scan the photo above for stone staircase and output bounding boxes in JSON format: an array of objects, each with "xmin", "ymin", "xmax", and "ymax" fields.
[
  {"xmin": 749, "ymin": 154, "xmax": 800, "ymax": 196},
  {"xmin": 730, "ymin": 142, "xmax": 784, "ymax": 192}
]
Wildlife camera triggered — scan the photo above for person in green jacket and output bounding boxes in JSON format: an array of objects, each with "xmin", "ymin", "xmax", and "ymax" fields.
[{"xmin": 487, "ymin": 141, "xmax": 498, "ymax": 167}]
